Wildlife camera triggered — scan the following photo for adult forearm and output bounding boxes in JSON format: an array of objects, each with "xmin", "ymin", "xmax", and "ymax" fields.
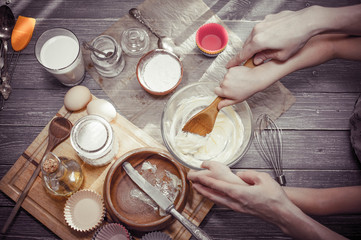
[
  {"xmin": 276, "ymin": 202, "xmax": 347, "ymax": 240},
  {"xmin": 256, "ymin": 33, "xmax": 335, "ymax": 85},
  {"xmin": 239, "ymin": 33, "xmax": 360, "ymax": 108},
  {"xmin": 311, "ymin": 4, "xmax": 361, "ymax": 36}
]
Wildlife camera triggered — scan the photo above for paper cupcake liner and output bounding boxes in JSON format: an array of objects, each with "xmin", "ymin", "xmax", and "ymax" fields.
[
  {"xmin": 141, "ymin": 231, "xmax": 172, "ymax": 240},
  {"xmin": 196, "ymin": 41, "xmax": 226, "ymax": 55},
  {"xmin": 64, "ymin": 189, "xmax": 105, "ymax": 232},
  {"xmin": 196, "ymin": 22, "xmax": 228, "ymax": 55},
  {"xmin": 92, "ymin": 223, "xmax": 131, "ymax": 240},
  {"xmin": 197, "ymin": 46, "xmax": 225, "ymax": 57}
]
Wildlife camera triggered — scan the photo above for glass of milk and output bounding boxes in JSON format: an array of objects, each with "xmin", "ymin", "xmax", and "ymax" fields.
[{"xmin": 35, "ymin": 28, "xmax": 85, "ymax": 86}]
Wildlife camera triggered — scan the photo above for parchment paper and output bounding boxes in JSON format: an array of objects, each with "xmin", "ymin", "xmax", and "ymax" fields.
[{"xmin": 83, "ymin": 0, "xmax": 295, "ymax": 143}]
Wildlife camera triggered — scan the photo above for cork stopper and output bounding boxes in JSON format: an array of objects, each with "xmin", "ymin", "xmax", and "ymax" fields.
[{"xmin": 42, "ymin": 157, "xmax": 59, "ymax": 174}]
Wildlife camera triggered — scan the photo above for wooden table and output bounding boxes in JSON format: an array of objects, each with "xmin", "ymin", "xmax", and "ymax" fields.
[{"xmin": 1, "ymin": 0, "xmax": 361, "ymax": 239}]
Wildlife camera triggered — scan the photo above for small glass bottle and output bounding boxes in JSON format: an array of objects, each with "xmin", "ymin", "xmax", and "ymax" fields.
[
  {"xmin": 41, "ymin": 152, "xmax": 83, "ymax": 197},
  {"xmin": 70, "ymin": 114, "xmax": 119, "ymax": 166},
  {"xmin": 90, "ymin": 35, "xmax": 125, "ymax": 78}
]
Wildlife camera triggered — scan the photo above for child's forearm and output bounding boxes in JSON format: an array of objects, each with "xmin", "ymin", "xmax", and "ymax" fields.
[
  {"xmin": 284, "ymin": 186, "xmax": 361, "ymax": 215},
  {"xmin": 332, "ymin": 36, "xmax": 361, "ymax": 61}
]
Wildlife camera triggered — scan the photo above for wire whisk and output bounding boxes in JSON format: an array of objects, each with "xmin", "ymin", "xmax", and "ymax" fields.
[{"xmin": 254, "ymin": 114, "xmax": 286, "ymax": 186}]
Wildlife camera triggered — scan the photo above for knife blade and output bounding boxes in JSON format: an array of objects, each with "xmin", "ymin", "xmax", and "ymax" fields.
[
  {"xmin": 122, "ymin": 161, "xmax": 172, "ymax": 211},
  {"xmin": 122, "ymin": 161, "xmax": 212, "ymax": 240}
]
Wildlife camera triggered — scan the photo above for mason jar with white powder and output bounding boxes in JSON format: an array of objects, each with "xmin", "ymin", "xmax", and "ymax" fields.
[{"xmin": 70, "ymin": 115, "xmax": 118, "ymax": 166}]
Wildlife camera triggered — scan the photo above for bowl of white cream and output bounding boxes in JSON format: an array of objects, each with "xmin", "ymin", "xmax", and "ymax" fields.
[
  {"xmin": 161, "ymin": 81, "xmax": 253, "ymax": 170},
  {"xmin": 136, "ymin": 49, "xmax": 183, "ymax": 95}
]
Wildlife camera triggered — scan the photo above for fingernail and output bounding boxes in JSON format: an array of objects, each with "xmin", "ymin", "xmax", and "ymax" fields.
[{"xmin": 254, "ymin": 57, "xmax": 263, "ymax": 65}]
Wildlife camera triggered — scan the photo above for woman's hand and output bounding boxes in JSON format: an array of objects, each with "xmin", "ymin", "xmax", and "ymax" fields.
[
  {"xmin": 188, "ymin": 161, "xmax": 247, "ymax": 186},
  {"xmin": 188, "ymin": 162, "xmax": 348, "ymax": 239},
  {"xmin": 216, "ymin": 33, "xmax": 361, "ymax": 109},
  {"xmin": 227, "ymin": 4, "xmax": 361, "ymax": 68},
  {"xmin": 187, "ymin": 161, "xmax": 293, "ymax": 224},
  {"xmin": 227, "ymin": 7, "xmax": 318, "ymax": 68}
]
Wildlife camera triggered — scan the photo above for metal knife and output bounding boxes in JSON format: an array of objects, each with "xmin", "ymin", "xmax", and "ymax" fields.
[{"xmin": 122, "ymin": 161, "xmax": 212, "ymax": 240}]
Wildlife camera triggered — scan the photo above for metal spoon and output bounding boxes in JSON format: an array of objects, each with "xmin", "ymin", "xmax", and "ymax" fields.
[
  {"xmin": 0, "ymin": 72, "xmax": 11, "ymax": 99},
  {"xmin": 0, "ymin": 42, "xmax": 4, "ymax": 69},
  {"xmin": 82, "ymin": 41, "xmax": 112, "ymax": 57},
  {"xmin": 0, "ymin": 5, "xmax": 15, "ymax": 75},
  {"xmin": 1, "ymin": 117, "xmax": 73, "ymax": 234},
  {"xmin": 129, "ymin": 8, "xmax": 176, "ymax": 54}
]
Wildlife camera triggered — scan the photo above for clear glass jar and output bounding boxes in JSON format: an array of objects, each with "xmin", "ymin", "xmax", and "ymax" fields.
[
  {"xmin": 41, "ymin": 152, "xmax": 83, "ymax": 197},
  {"xmin": 70, "ymin": 115, "xmax": 119, "ymax": 166},
  {"xmin": 121, "ymin": 28, "xmax": 150, "ymax": 56},
  {"xmin": 90, "ymin": 35, "xmax": 125, "ymax": 77}
]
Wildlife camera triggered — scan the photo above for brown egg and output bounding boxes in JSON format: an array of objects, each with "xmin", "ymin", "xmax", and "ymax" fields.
[
  {"xmin": 87, "ymin": 99, "xmax": 116, "ymax": 122},
  {"xmin": 64, "ymin": 86, "xmax": 92, "ymax": 111}
]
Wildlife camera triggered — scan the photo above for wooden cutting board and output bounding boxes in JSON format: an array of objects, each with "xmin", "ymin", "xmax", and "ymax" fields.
[{"xmin": 0, "ymin": 96, "xmax": 213, "ymax": 240}]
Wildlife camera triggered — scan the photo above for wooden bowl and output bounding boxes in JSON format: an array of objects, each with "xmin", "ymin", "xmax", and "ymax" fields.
[{"xmin": 103, "ymin": 148, "xmax": 188, "ymax": 232}]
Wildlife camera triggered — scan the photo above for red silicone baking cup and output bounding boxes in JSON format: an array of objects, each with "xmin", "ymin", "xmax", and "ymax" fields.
[{"xmin": 196, "ymin": 23, "xmax": 228, "ymax": 56}]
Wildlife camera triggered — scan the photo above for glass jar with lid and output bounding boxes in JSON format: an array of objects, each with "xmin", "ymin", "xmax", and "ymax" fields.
[
  {"xmin": 121, "ymin": 28, "xmax": 150, "ymax": 56},
  {"xmin": 70, "ymin": 114, "xmax": 119, "ymax": 166},
  {"xmin": 90, "ymin": 35, "xmax": 125, "ymax": 78},
  {"xmin": 41, "ymin": 152, "xmax": 83, "ymax": 197}
]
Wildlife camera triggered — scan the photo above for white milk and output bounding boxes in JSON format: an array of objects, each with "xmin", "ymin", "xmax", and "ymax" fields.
[{"xmin": 40, "ymin": 35, "xmax": 85, "ymax": 86}]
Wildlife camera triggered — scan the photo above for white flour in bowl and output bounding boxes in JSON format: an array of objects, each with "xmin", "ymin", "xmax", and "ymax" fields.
[{"xmin": 143, "ymin": 54, "xmax": 181, "ymax": 92}]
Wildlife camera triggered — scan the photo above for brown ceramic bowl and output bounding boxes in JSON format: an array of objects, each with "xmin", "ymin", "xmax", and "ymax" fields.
[{"xmin": 103, "ymin": 147, "xmax": 188, "ymax": 232}]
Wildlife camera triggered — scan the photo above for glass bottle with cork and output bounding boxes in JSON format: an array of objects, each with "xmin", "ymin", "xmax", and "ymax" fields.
[{"xmin": 41, "ymin": 152, "xmax": 83, "ymax": 197}]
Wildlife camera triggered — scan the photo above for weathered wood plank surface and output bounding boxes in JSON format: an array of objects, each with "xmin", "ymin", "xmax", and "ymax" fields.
[{"xmin": 1, "ymin": 0, "xmax": 361, "ymax": 239}]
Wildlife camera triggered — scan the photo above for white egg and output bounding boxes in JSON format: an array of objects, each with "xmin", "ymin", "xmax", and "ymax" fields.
[
  {"xmin": 64, "ymin": 86, "xmax": 92, "ymax": 111},
  {"xmin": 87, "ymin": 99, "xmax": 117, "ymax": 122}
]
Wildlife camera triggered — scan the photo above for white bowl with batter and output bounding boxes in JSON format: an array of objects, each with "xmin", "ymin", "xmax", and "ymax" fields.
[{"xmin": 161, "ymin": 81, "xmax": 253, "ymax": 170}]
